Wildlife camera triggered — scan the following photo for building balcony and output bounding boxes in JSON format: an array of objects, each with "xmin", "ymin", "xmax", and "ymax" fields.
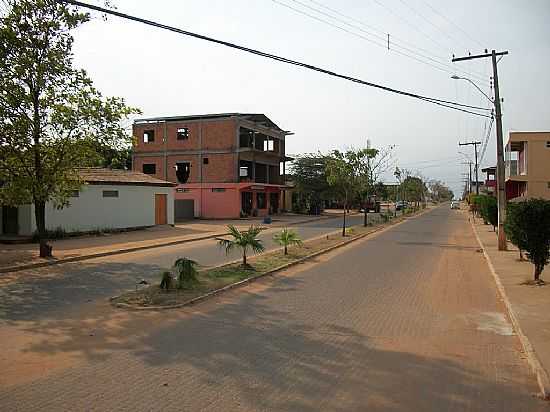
[{"xmin": 505, "ymin": 140, "xmax": 527, "ymax": 180}]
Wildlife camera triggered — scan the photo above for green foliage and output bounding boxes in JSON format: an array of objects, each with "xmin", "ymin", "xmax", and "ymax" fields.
[
  {"xmin": 427, "ymin": 180, "xmax": 454, "ymax": 202},
  {"xmin": 289, "ymin": 153, "xmax": 333, "ymax": 214},
  {"xmin": 218, "ymin": 225, "xmax": 265, "ymax": 266},
  {"xmin": 273, "ymin": 228, "xmax": 303, "ymax": 255},
  {"xmin": 504, "ymin": 199, "xmax": 550, "ymax": 281},
  {"xmin": 478, "ymin": 195, "xmax": 498, "ymax": 229},
  {"xmin": 159, "ymin": 271, "xmax": 173, "ymax": 291},
  {"xmin": 173, "ymin": 257, "xmax": 199, "ymax": 288},
  {"xmin": 0, "ymin": 1, "xmax": 140, "ymax": 254},
  {"xmin": 326, "ymin": 148, "xmax": 372, "ymax": 235}
]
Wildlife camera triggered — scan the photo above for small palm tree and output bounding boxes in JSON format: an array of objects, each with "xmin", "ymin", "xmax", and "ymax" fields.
[
  {"xmin": 273, "ymin": 228, "xmax": 303, "ymax": 255},
  {"xmin": 174, "ymin": 257, "xmax": 199, "ymax": 288},
  {"xmin": 218, "ymin": 225, "xmax": 265, "ymax": 267}
]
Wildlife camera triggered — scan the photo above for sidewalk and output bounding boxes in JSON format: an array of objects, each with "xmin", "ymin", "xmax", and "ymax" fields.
[
  {"xmin": 471, "ymin": 216, "xmax": 550, "ymax": 399},
  {"xmin": 0, "ymin": 213, "xmax": 344, "ymax": 273}
]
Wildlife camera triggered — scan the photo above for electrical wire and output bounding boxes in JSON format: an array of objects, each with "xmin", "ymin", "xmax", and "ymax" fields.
[
  {"xmin": 275, "ymin": 0, "xmax": 489, "ymax": 85},
  {"xmin": 420, "ymin": 0, "xmax": 485, "ymax": 49},
  {"xmin": 58, "ymin": 0, "xmax": 491, "ymax": 118}
]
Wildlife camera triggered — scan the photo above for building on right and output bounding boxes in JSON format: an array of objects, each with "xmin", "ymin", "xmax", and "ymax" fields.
[{"xmin": 505, "ymin": 131, "xmax": 550, "ymax": 200}]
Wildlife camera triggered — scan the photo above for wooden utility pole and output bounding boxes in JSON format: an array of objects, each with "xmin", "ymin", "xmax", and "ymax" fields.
[
  {"xmin": 459, "ymin": 141, "xmax": 482, "ymax": 195},
  {"xmin": 453, "ymin": 49, "xmax": 508, "ymax": 250}
]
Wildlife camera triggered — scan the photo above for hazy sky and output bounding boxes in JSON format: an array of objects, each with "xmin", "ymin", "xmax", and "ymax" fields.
[{"xmin": 71, "ymin": 0, "xmax": 550, "ymax": 195}]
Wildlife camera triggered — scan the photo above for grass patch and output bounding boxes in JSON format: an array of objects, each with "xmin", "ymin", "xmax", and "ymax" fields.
[{"xmin": 112, "ymin": 211, "xmax": 420, "ymax": 309}]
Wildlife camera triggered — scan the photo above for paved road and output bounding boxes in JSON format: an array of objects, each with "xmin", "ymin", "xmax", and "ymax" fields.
[
  {"xmin": 0, "ymin": 214, "xmax": 367, "ymax": 321},
  {"xmin": 0, "ymin": 207, "xmax": 545, "ymax": 410}
]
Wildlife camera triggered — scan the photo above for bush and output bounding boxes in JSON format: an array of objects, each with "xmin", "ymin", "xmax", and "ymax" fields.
[
  {"xmin": 505, "ymin": 202, "xmax": 525, "ymax": 261},
  {"xmin": 174, "ymin": 258, "xmax": 199, "ymax": 288},
  {"xmin": 159, "ymin": 271, "xmax": 173, "ymax": 290},
  {"xmin": 478, "ymin": 195, "xmax": 498, "ymax": 229},
  {"xmin": 505, "ymin": 198, "xmax": 550, "ymax": 282}
]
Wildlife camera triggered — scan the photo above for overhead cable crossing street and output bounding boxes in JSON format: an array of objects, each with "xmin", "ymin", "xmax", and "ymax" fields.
[{"xmin": 59, "ymin": 0, "xmax": 491, "ymax": 118}]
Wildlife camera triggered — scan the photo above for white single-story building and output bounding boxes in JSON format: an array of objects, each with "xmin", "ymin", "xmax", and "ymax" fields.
[{"xmin": 0, "ymin": 168, "xmax": 175, "ymax": 237}]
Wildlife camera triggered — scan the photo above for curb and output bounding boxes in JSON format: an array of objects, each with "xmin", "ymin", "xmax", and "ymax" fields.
[
  {"xmin": 0, "ymin": 213, "xmax": 347, "ymax": 274},
  {"xmin": 113, "ymin": 208, "xmax": 432, "ymax": 311},
  {"xmin": 470, "ymin": 220, "xmax": 550, "ymax": 400}
]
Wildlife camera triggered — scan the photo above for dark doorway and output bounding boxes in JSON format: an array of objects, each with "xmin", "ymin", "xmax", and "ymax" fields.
[
  {"xmin": 269, "ymin": 193, "xmax": 280, "ymax": 214},
  {"xmin": 241, "ymin": 192, "xmax": 253, "ymax": 215},
  {"xmin": 2, "ymin": 206, "xmax": 18, "ymax": 235},
  {"xmin": 174, "ymin": 199, "xmax": 194, "ymax": 222}
]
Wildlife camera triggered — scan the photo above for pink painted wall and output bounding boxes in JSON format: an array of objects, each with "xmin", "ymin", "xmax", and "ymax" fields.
[{"xmin": 173, "ymin": 183, "xmax": 284, "ymax": 219}]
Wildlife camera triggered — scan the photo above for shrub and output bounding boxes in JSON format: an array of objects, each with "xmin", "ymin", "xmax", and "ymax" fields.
[
  {"xmin": 273, "ymin": 228, "xmax": 303, "ymax": 255},
  {"xmin": 218, "ymin": 225, "xmax": 265, "ymax": 267},
  {"xmin": 505, "ymin": 202, "xmax": 525, "ymax": 261},
  {"xmin": 505, "ymin": 199, "xmax": 550, "ymax": 282},
  {"xmin": 478, "ymin": 195, "xmax": 497, "ymax": 229},
  {"xmin": 160, "ymin": 271, "xmax": 173, "ymax": 290},
  {"xmin": 174, "ymin": 258, "xmax": 199, "ymax": 288}
]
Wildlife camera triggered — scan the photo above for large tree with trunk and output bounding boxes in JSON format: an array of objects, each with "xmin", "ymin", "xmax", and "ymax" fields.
[{"xmin": 0, "ymin": 0, "xmax": 138, "ymax": 256}]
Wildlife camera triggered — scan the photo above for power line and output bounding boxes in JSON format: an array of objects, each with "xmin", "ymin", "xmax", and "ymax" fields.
[
  {"xmin": 274, "ymin": 0, "xmax": 489, "ymax": 85},
  {"xmin": 396, "ymin": 0, "xmax": 463, "ymax": 50},
  {"xmin": 479, "ymin": 115, "xmax": 494, "ymax": 165},
  {"xmin": 58, "ymin": 0, "xmax": 491, "ymax": 117},
  {"xmin": 420, "ymin": 0, "xmax": 485, "ymax": 49}
]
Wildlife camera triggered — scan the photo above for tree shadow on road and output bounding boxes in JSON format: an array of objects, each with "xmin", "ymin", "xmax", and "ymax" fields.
[{"xmin": 6, "ymin": 272, "xmax": 544, "ymax": 411}]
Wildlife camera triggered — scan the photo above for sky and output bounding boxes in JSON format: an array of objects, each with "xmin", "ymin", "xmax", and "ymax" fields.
[{"xmin": 70, "ymin": 0, "xmax": 550, "ymax": 196}]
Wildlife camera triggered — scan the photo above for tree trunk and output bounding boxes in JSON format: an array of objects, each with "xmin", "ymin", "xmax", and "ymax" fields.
[
  {"xmin": 519, "ymin": 249, "xmax": 524, "ymax": 261},
  {"xmin": 34, "ymin": 200, "xmax": 52, "ymax": 258},
  {"xmin": 242, "ymin": 250, "xmax": 247, "ymax": 266},
  {"xmin": 342, "ymin": 198, "xmax": 347, "ymax": 237},
  {"xmin": 534, "ymin": 264, "xmax": 542, "ymax": 282},
  {"xmin": 284, "ymin": 245, "xmax": 287, "ymax": 255},
  {"xmin": 363, "ymin": 203, "xmax": 368, "ymax": 227}
]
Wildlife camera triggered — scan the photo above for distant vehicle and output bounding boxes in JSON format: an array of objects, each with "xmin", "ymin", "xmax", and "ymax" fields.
[
  {"xmin": 362, "ymin": 196, "xmax": 381, "ymax": 213},
  {"xmin": 395, "ymin": 200, "xmax": 408, "ymax": 211},
  {"xmin": 450, "ymin": 201, "xmax": 460, "ymax": 210}
]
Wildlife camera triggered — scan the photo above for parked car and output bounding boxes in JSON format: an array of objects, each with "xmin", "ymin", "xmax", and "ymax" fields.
[
  {"xmin": 450, "ymin": 201, "xmax": 460, "ymax": 210},
  {"xmin": 362, "ymin": 196, "xmax": 381, "ymax": 213},
  {"xmin": 395, "ymin": 201, "xmax": 408, "ymax": 211}
]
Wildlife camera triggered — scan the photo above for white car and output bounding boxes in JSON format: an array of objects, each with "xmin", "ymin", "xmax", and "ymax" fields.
[{"xmin": 450, "ymin": 201, "xmax": 460, "ymax": 210}]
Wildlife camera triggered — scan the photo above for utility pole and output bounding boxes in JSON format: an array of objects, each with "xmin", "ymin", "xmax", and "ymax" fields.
[
  {"xmin": 459, "ymin": 141, "xmax": 482, "ymax": 195},
  {"xmin": 462, "ymin": 162, "xmax": 473, "ymax": 194},
  {"xmin": 453, "ymin": 49, "xmax": 508, "ymax": 250}
]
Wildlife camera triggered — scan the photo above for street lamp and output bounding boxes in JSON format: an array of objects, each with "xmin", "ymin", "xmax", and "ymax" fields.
[{"xmin": 451, "ymin": 75, "xmax": 494, "ymax": 105}]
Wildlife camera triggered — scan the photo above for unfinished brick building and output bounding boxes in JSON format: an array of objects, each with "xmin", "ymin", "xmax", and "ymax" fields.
[{"xmin": 132, "ymin": 113, "xmax": 292, "ymax": 220}]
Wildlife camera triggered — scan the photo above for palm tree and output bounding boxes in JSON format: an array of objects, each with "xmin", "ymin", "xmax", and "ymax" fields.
[
  {"xmin": 273, "ymin": 228, "xmax": 303, "ymax": 255},
  {"xmin": 218, "ymin": 225, "xmax": 265, "ymax": 267},
  {"xmin": 174, "ymin": 257, "xmax": 199, "ymax": 288}
]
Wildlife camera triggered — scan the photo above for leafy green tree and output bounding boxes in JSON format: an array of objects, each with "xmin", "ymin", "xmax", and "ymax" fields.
[
  {"xmin": 427, "ymin": 180, "xmax": 454, "ymax": 202},
  {"xmin": 326, "ymin": 148, "xmax": 369, "ymax": 236},
  {"xmin": 174, "ymin": 257, "xmax": 199, "ymax": 288},
  {"xmin": 402, "ymin": 175, "xmax": 426, "ymax": 209},
  {"xmin": 218, "ymin": 225, "xmax": 265, "ymax": 267},
  {"xmin": 505, "ymin": 199, "xmax": 550, "ymax": 282},
  {"xmin": 504, "ymin": 202, "xmax": 526, "ymax": 261},
  {"xmin": 289, "ymin": 153, "xmax": 333, "ymax": 214},
  {"xmin": 273, "ymin": 228, "xmax": 303, "ymax": 255},
  {"xmin": 0, "ymin": 1, "xmax": 139, "ymax": 256}
]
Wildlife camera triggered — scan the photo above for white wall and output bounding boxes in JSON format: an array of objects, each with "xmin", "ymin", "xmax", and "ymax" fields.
[
  {"xmin": 22, "ymin": 184, "xmax": 174, "ymax": 235},
  {"xmin": 18, "ymin": 205, "xmax": 33, "ymax": 236}
]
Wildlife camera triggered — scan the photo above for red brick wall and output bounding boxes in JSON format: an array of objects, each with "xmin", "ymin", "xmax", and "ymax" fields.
[
  {"xmin": 133, "ymin": 156, "xmax": 164, "ymax": 181},
  {"xmin": 201, "ymin": 153, "xmax": 236, "ymax": 183},
  {"xmin": 133, "ymin": 118, "xmax": 237, "ymax": 153}
]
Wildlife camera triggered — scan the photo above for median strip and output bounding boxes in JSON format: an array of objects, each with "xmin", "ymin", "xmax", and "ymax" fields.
[{"xmin": 112, "ymin": 208, "xmax": 432, "ymax": 310}]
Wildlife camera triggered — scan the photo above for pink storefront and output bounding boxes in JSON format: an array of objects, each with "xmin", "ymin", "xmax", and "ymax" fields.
[{"xmin": 174, "ymin": 183, "xmax": 285, "ymax": 220}]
